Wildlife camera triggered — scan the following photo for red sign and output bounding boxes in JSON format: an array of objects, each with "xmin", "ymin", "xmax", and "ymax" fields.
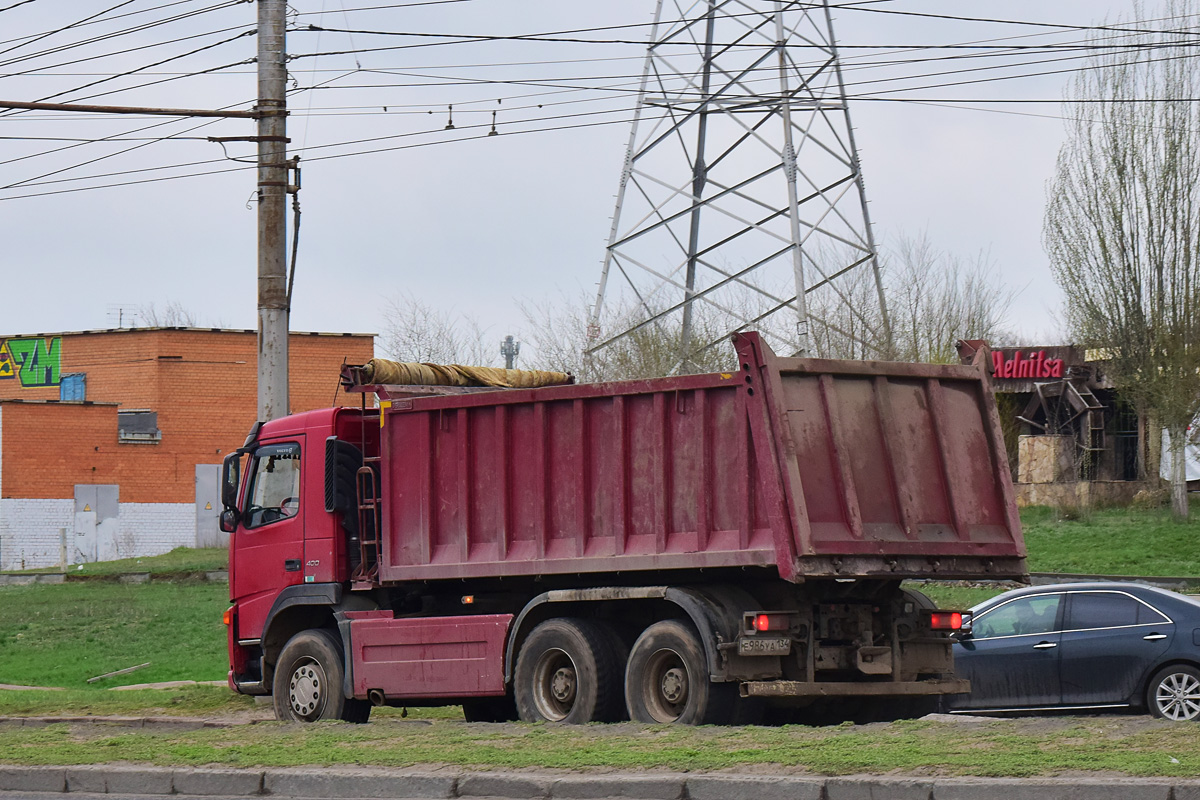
[{"xmin": 992, "ymin": 350, "xmax": 1064, "ymax": 380}]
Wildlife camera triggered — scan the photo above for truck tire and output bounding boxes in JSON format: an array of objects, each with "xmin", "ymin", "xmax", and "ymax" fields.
[
  {"xmin": 273, "ymin": 629, "xmax": 371, "ymax": 723},
  {"xmin": 514, "ymin": 618, "xmax": 622, "ymax": 723},
  {"xmin": 625, "ymin": 619, "xmax": 734, "ymax": 725}
]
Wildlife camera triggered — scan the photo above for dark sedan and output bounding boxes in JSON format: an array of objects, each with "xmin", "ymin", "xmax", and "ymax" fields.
[{"xmin": 949, "ymin": 582, "xmax": 1200, "ymax": 720}]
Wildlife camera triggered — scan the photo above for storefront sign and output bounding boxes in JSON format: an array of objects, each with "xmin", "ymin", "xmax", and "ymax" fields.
[{"xmin": 992, "ymin": 349, "xmax": 1065, "ymax": 380}]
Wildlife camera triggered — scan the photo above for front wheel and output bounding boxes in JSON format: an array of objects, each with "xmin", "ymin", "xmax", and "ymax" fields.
[
  {"xmin": 625, "ymin": 619, "xmax": 734, "ymax": 725},
  {"xmin": 272, "ymin": 629, "xmax": 370, "ymax": 723},
  {"xmin": 1147, "ymin": 664, "xmax": 1200, "ymax": 721}
]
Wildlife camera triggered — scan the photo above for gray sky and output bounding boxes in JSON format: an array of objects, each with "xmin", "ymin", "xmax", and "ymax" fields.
[{"xmin": 0, "ymin": 0, "xmax": 1176, "ymax": 360}]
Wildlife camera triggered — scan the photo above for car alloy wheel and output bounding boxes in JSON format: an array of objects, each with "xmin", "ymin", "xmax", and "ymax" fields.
[{"xmin": 1150, "ymin": 666, "xmax": 1200, "ymax": 721}]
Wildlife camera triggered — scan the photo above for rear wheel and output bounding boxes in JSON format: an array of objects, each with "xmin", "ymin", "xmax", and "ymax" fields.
[
  {"xmin": 272, "ymin": 629, "xmax": 370, "ymax": 723},
  {"xmin": 625, "ymin": 619, "xmax": 734, "ymax": 725},
  {"xmin": 1147, "ymin": 665, "xmax": 1200, "ymax": 721},
  {"xmin": 514, "ymin": 618, "xmax": 623, "ymax": 723}
]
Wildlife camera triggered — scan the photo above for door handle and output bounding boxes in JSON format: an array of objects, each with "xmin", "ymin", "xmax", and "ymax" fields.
[
  {"xmin": 284, "ymin": 559, "xmax": 301, "ymax": 572},
  {"xmin": 1144, "ymin": 633, "xmax": 1167, "ymax": 641},
  {"xmin": 1033, "ymin": 641, "xmax": 1057, "ymax": 649}
]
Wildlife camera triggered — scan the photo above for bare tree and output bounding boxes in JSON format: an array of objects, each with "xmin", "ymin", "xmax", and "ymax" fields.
[
  {"xmin": 520, "ymin": 292, "xmax": 738, "ymax": 382},
  {"xmin": 138, "ymin": 301, "xmax": 198, "ymax": 327},
  {"xmin": 1044, "ymin": 0, "xmax": 1200, "ymax": 518},
  {"xmin": 807, "ymin": 235, "xmax": 1014, "ymax": 362},
  {"xmin": 379, "ymin": 293, "xmax": 495, "ymax": 365}
]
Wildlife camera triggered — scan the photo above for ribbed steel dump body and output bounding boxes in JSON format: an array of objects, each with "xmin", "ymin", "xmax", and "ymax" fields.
[{"xmin": 373, "ymin": 332, "xmax": 1025, "ymax": 585}]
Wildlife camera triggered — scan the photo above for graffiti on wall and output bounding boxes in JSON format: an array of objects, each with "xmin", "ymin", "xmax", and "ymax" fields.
[{"xmin": 0, "ymin": 337, "xmax": 62, "ymax": 387}]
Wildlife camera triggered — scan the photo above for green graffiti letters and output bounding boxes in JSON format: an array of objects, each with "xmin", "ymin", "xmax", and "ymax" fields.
[{"xmin": 5, "ymin": 337, "xmax": 61, "ymax": 387}]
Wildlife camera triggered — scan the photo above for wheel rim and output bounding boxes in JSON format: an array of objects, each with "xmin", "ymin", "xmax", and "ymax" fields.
[
  {"xmin": 531, "ymin": 647, "xmax": 577, "ymax": 721},
  {"xmin": 1155, "ymin": 672, "xmax": 1200, "ymax": 721},
  {"xmin": 642, "ymin": 649, "xmax": 689, "ymax": 723},
  {"xmin": 288, "ymin": 657, "xmax": 327, "ymax": 720}
]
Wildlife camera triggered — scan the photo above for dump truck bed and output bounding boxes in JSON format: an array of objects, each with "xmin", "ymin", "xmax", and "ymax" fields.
[{"xmin": 368, "ymin": 332, "xmax": 1025, "ymax": 584}]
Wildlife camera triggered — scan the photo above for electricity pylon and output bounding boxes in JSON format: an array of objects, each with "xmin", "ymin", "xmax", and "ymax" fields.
[{"xmin": 587, "ymin": 0, "xmax": 892, "ymax": 371}]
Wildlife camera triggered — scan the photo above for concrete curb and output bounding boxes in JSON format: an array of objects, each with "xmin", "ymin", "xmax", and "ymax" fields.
[{"xmin": 0, "ymin": 767, "xmax": 1197, "ymax": 798}]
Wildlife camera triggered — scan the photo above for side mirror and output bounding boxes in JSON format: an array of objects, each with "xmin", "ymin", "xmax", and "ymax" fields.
[
  {"xmin": 219, "ymin": 508, "xmax": 239, "ymax": 533},
  {"xmin": 221, "ymin": 452, "xmax": 242, "ymax": 510}
]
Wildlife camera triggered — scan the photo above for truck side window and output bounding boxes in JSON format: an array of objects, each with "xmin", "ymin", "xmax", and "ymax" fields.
[{"xmin": 244, "ymin": 442, "xmax": 301, "ymax": 529}]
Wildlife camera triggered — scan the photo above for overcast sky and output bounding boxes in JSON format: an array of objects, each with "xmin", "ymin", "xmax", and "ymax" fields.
[{"xmin": 0, "ymin": 0, "xmax": 1180, "ymax": 362}]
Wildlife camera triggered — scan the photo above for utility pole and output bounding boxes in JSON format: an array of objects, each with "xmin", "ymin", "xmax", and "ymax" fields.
[{"xmin": 256, "ymin": 0, "xmax": 289, "ymax": 422}]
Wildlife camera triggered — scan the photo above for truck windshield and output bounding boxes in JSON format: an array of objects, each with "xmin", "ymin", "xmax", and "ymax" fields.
[{"xmin": 244, "ymin": 442, "xmax": 301, "ymax": 529}]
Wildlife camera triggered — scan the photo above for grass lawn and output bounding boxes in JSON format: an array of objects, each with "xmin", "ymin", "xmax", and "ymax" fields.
[
  {"xmin": 8, "ymin": 547, "xmax": 226, "ymax": 578},
  {"xmin": 0, "ymin": 715, "xmax": 1196, "ymax": 777},
  {"xmin": 1021, "ymin": 504, "xmax": 1200, "ymax": 576},
  {"xmin": 0, "ymin": 582, "xmax": 229, "ymax": 688}
]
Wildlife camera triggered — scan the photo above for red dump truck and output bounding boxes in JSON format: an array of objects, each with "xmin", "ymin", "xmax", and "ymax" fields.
[{"xmin": 222, "ymin": 332, "xmax": 1026, "ymax": 724}]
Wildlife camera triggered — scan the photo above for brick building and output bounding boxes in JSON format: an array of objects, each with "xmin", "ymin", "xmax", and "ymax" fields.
[{"xmin": 0, "ymin": 327, "xmax": 373, "ymax": 570}]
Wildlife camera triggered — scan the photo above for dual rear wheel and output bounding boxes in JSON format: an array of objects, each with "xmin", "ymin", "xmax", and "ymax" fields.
[{"xmin": 515, "ymin": 618, "xmax": 735, "ymax": 725}]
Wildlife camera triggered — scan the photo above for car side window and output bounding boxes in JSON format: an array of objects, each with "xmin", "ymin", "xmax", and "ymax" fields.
[
  {"xmin": 1067, "ymin": 592, "xmax": 1140, "ymax": 630},
  {"xmin": 973, "ymin": 595, "xmax": 1062, "ymax": 639},
  {"xmin": 243, "ymin": 442, "xmax": 301, "ymax": 529},
  {"xmin": 1138, "ymin": 602, "xmax": 1170, "ymax": 625}
]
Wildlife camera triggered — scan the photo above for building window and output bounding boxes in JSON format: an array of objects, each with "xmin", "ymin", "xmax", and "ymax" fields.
[{"xmin": 118, "ymin": 410, "xmax": 161, "ymax": 444}]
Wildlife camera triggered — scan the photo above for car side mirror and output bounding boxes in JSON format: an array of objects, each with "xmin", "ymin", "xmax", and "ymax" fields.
[{"xmin": 219, "ymin": 508, "xmax": 239, "ymax": 534}]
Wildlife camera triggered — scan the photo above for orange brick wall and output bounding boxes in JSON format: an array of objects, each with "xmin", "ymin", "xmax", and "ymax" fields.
[
  {"xmin": 1, "ymin": 402, "xmax": 122, "ymax": 499},
  {"xmin": 0, "ymin": 329, "xmax": 373, "ymax": 503}
]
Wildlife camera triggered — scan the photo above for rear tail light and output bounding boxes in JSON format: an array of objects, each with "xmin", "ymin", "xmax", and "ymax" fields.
[
  {"xmin": 748, "ymin": 613, "xmax": 791, "ymax": 632},
  {"xmin": 928, "ymin": 611, "xmax": 964, "ymax": 631}
]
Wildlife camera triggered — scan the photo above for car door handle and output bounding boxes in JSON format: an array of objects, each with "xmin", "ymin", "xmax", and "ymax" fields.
[
  {"xmin": 1144, "ymin": 633, "xmax": 1167, "ymax": 641},
  {"xmin": 284, "ymin": 559, "xmax": 301, "ymax": 572},
  {"xmin": 1033, "ymin": 641, "xmax": 1058, "ymax": 649}
]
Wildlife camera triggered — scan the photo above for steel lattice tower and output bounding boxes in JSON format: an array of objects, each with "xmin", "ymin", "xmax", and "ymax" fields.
[{"xmin": 588, "ymin": 0, "xmax": 892, "ymax": 370}]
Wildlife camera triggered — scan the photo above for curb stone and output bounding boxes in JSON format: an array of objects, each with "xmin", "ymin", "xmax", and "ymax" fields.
[
  {"xmin": 549, "ymin": 775, "xmax": 683, "ymax": 799},
  {"xmin": 686, "ymin": 774, "xmax": 822, "ymax": 800},
  {"xmin": 931, "ymin": 778, "xmax": 1173, "ymax": 800},
  {"xmin": 263, "ymin": 769, "xmax": 456, "ymax": 799},
  {"xmin": 0, "ymin": 767, "xmax": 1197, "ymax": 798},
  {"xmin": 457, "ymin": 773, "xmax": 552, "ymax": 798}
]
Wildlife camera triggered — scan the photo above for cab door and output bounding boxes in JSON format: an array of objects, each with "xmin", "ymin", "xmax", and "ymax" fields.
[{"xmin": 230, "ymin": 437, "xmax": 307, "ymax": 641}]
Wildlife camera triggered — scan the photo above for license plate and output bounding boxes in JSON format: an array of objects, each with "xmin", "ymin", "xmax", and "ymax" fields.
[{"xmin": 738, "ymin": 636, "xmax": 791, "ymax": 656}]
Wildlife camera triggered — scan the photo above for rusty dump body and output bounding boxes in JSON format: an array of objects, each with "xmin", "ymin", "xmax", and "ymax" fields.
[{"xmin": 363, "ymin": 331, "xmax": 1025, "ymax": 585}]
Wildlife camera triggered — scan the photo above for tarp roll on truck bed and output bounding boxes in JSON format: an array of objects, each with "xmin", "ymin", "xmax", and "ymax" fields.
[
  {"xmin": 369, "ymin": 331, "xmax": 1026, "ymax": 585},
  {"xmin": 359, "ymin": 359, "xmax": 572, "ymax": 388}
]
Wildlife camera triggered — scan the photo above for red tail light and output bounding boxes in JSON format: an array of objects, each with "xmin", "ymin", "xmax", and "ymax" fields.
[
  {"xmin": 753, "ymin": 613, "xmax": 789, "ymax": 632},
  {"xmin": 929, "ymin": 611, "xmax": 963, "ymax": 631}
]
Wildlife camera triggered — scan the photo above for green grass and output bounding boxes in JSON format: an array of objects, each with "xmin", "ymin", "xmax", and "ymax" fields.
[
  {"xmin": 0, "ymin": 716, "xmax": 1195, "ymax": 777},
  {"xmin": 1020, "ymin": 504, "xmax": 1200, "ymax": 576},
  {"xmin": 0, "ymin": 686, "xmax": 254, "ymax": 717},
  {"xmin": 7, "ymin": 547, "xmax": 227, "ymax": 578},
  {"xmin": 910, "ymin": 585, "xmax": 1005, "ymax": 609},
  {"xmin": 0, "ymin": 582, "xmax": 229, "ymax": 688}
]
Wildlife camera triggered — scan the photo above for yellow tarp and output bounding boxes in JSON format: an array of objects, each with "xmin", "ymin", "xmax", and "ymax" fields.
[{"xmin": 360, "ymin": 359, "xmax": 572, "ymax": 388}]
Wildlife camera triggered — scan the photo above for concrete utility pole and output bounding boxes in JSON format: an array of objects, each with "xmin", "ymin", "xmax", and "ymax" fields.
[{"xmin": 256, "ymin": 0, "xmax": 289, "ymax": 422}]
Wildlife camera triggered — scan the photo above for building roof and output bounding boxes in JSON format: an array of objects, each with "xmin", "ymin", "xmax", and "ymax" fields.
[{"xmin": 0, "ymin": 326, "xmax": 376, "ymax": 339}]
